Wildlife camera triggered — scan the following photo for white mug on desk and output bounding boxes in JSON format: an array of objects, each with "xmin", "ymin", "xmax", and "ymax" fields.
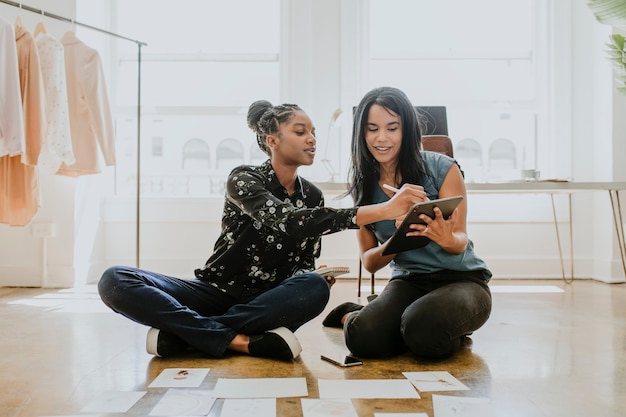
[{"xmin": 521, "ymin": 169, "xmax": 540, "ymax": 181}]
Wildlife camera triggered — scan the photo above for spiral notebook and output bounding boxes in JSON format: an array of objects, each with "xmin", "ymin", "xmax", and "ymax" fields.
[{"xmin": 313, "ymin": 266, "xmax": 350, "ymax": 278}]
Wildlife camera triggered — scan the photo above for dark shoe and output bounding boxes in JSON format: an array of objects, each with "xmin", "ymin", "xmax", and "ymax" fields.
[
  {"xmin": 322, "ymin": 302, "xmax": 364, "ymax": 328},
  {"xmin": 146, "ymin": 328, "xmax": 189, "ymax": 357},
  {"xmin": 248, "ymin": 327, "xmax": 302, "ymax": 361},
  {"xmin": 366, "ymin": 293, "xmax": 378, "ymax": 303},
  {"xmin": 461, "ymin": 334, "xmax": 474, "ymax": 348}
]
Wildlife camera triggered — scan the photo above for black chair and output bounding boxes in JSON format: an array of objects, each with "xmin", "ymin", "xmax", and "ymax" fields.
[{"xmin": 416, "ymin": 106, "xmax": 448, "ymax": 136}]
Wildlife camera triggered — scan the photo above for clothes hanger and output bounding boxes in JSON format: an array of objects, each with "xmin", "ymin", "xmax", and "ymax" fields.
[
  {"xmin": 34, "ymin": 22, "xmax": 47, "ymax": 37},
  {"xmin": 15, "ymin": 3, "xmax": 23, "ymax": 27}
]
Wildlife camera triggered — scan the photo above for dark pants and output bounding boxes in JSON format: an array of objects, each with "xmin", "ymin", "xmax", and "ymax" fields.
[
  {"xmin": 344, "ymin": 272, "xmax": 492, "ymax": 359},
  {"xmin": 97, "ymin": 265, "xmax": 330, "ymax": 357}
]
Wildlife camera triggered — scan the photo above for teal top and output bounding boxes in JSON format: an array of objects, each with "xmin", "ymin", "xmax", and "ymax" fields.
[{"xmin": 370, "ymin": 151, "xmax": 492, "ymax": 282}]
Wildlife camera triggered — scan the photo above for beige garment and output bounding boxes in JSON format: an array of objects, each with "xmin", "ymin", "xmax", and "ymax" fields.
[
  {"xmin": 0, "ymin": 17, "xmax": 26, "ymax": 157},
  {"xmin": 58, "ymin": 32, "xmax": 115, "ymax": 176},
  {"xmin": 0, "ymin": 24, "xmax": 45, "ymax": 226},
  {"xmin": 35, "ymin": 32, "xmax": 75, "ymax": 175}
]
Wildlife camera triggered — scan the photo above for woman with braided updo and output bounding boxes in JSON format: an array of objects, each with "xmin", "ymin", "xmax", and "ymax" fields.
[{"xmin": 97, "ymin": 100, "xmax": 424, "ymax": 361}]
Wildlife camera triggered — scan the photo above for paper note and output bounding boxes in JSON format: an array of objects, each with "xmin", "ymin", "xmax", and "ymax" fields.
[
  {"xmin": 318, "ymin": 379, "xmax": 420, "ymax": 399},
  {"xmin": 81, "ymin": 391, "xmax": 146, "ymax": 413},
  {"xmin": 213, "ymin": 377, "xmax": 308, "ymax": 398},
  {"xmin": 221, "ymin": 398, "xmax": 276, "ymax": 417},
  {"xmin": 149, "ymin": 389, "xmax": 216, "ymax": 416},
  {"xmin": 403, "ymin": 371, "xmax": 469, "ymax": 392},
  {"xmin": 148, "ymin": 368, "xmax": 210, "ymax": 388},
  {"xmin": 432, "ymin": 394, "xmax": 496, "ymax": 417},
  {"xmin": 301, "ymin": 398, "xmax": 358, "ymax": 417}
]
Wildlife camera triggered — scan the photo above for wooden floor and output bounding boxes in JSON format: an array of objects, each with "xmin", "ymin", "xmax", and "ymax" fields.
[{"xmin": 1, "ymin": 278, "xmax": 625, "ymax": 417}]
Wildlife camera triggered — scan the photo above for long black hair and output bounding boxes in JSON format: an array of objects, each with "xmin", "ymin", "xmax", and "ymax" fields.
[
  {"xmin": 348, "ymin": 86, "xmax": 430, "ymax": 205},
  {"xmin": 247, "ymin": 100, "xmax": 303, "ymax": 156}
]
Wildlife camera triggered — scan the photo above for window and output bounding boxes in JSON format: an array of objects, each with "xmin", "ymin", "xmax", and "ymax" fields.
[
  {"xmin": 151, "ymin": 137, "xmax": 163, "ymax": 157},
  {"xmin": 111, "ymin": 0, "xmax": 280, "ymax": 197},
  {"xmin": 364, "ymin": 0, "xmax": 548, "ymax": 182},
  {"xmin": 102, "ymin": 1, "xmax": 556, "ymax": 196}
]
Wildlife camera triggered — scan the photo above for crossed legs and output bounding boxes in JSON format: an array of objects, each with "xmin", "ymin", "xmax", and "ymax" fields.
[{"xmin": 97, "ymin": 265, "xmax": 330, "ymax": 358}]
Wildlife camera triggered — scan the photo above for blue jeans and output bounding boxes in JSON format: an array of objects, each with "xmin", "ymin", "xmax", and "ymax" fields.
[
  {"xmin": 344, "ymin": 271, "xmax": 492, "ymax": 359},
  {"xmin": 97, "ymin": 266, "xmax": 330, "ymax": 357}
]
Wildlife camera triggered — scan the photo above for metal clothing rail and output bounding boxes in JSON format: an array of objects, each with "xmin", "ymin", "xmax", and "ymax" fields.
[
  {"xmin": 0, "ymin": 0, "xmax": 146, "ymax": 45},
  {"xmin": 1, "ymin": 0, "xmax": 146, "ymax": 268}
]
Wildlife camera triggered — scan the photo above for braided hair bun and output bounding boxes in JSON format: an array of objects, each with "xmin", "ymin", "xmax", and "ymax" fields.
[{"xmin": 246, "ymin": 100, "xmax": 303, "ymax": 156}]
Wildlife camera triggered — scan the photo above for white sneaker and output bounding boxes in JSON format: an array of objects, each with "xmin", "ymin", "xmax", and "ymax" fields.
[{"xmin": 146, "ymin": 328, "xmax": 188, "ymax": 357}]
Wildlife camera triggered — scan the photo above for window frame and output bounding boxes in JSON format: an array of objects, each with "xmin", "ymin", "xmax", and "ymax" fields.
[
  {"xmin": 106, "ymin": 0, "xmax": 283, "ymax": 198},
  {"xmin": 339, "ymin": 0, "xmax": 570, "ymax": 182}
]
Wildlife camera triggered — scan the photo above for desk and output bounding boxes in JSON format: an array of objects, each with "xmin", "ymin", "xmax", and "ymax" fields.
[
  {"xmin": 465, "ymin": 181, "xmax": 626, "ymax": 282},
  {"xmin": 317, "ymin": 181, "xmax": 626, "ymax": 287}
]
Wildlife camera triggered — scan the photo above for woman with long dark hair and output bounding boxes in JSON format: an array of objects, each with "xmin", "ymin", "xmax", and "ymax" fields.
[{"xmin": 324, "ymin": 87, "xmax": 492, "ymax": 359}]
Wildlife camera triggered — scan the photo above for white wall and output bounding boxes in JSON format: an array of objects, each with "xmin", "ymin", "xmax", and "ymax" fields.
[{"xmin": 0, "ymin": 0, "xmax": 624, "ymax": 288}]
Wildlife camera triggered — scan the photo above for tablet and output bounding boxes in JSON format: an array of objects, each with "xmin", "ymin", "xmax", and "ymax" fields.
[{"xmin": 381, "ymin": 195, "xmax": 464, "ymax": 256}]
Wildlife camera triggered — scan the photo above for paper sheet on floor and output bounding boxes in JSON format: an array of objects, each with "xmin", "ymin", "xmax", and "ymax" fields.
[
  {"xmin": 374, "ymin": 413, "xmax": 428, "ymax": 417},
  {"xmin": 432, "ymin": 394, "xmax": 496, "ymax": 417},
  {"xmin": 213, "ymin": 377, "xmax": 308, "ymax": 398},
  {"xmin": 149, "ymin": 389, "xmax": 216, "ymax": 416},
  {"xmin": 221, "ymin": 398, "xmax": 276, "ymax": 417},
  {"xmin": 148, "ymin": 367, "xmax": 210, "ymax": 388},
  {"xmin": 317, "ymin": 379, "xmax": 420, "ymax": 399},
  {"xmin": 402, "ymin": 371, "xmax": 469, "ymax": 392},
  {"xmin": 80, "ymin": 390, "xmax": 146, "ymax": 413},
  {"xmin": 301, "ymin": 398, "xmax": 358, "ymax": 417}
]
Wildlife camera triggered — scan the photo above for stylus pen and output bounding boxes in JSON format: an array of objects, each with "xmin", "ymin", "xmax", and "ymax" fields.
[{"xmin": 383, "ymin": 184, "xmax": 400, "ymax": 193}]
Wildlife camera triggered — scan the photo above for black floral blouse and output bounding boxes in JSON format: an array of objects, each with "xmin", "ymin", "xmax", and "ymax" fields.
[{"xmin": 194, "ymin": 160, "xmax": 358, "ymax": 297}]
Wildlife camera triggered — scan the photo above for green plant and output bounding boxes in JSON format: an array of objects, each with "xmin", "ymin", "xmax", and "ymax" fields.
[
  {"xmin": 606, "ymin": 33, "xmax": 626, "ymax": 93},
  {"xmin": 588, "ymin": 0, "xmax": 626, "ymax": 93}
]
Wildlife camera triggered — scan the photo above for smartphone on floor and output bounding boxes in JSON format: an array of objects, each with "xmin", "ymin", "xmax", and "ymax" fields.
[{"xmin": 321, "ymin": 352, "xmax": 363, "ymax": 367}]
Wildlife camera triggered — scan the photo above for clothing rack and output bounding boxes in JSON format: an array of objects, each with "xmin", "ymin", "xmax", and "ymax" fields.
[{"xmin": 1, "ymin": 0, "xmax": 146, "ymax": 268}]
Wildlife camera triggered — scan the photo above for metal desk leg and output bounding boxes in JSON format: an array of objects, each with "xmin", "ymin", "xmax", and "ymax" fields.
[
  {"xmin": 609, "ymin": 190, "xmax": 626, "ymax": 278},
  {"xmin": 550, "ymin": 193, "xmax": 573, "ymax": 283},
  {"xmin": 569, "ymin": 193, "xmax": 574, "ymax": 281},
  {"xmin": 357, "ymin": 260, "xmax": 362, "ymax": 297},
  {"xmin": 357, "ymin": 259, "xmax": 378, "ymax": 297}
]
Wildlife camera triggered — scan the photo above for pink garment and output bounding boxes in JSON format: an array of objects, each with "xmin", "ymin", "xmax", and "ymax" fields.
[
  {"xmin": 15, "ymin": 23, "xmax": 45, "ymax": 167},
  {"xmin": 0, "ymin": 155, "xmax": 39, "ymax": 226},
  {"xmin": 58, "ymin": 32, "xmax": 115, "ymax": 176},
  {"xmin": 0, "ymin": 23, "xmax": 45, "ymax": 226},
  {"xmin": 0, "ymin": 16, "xmax": 25, "ymax": 157}
]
